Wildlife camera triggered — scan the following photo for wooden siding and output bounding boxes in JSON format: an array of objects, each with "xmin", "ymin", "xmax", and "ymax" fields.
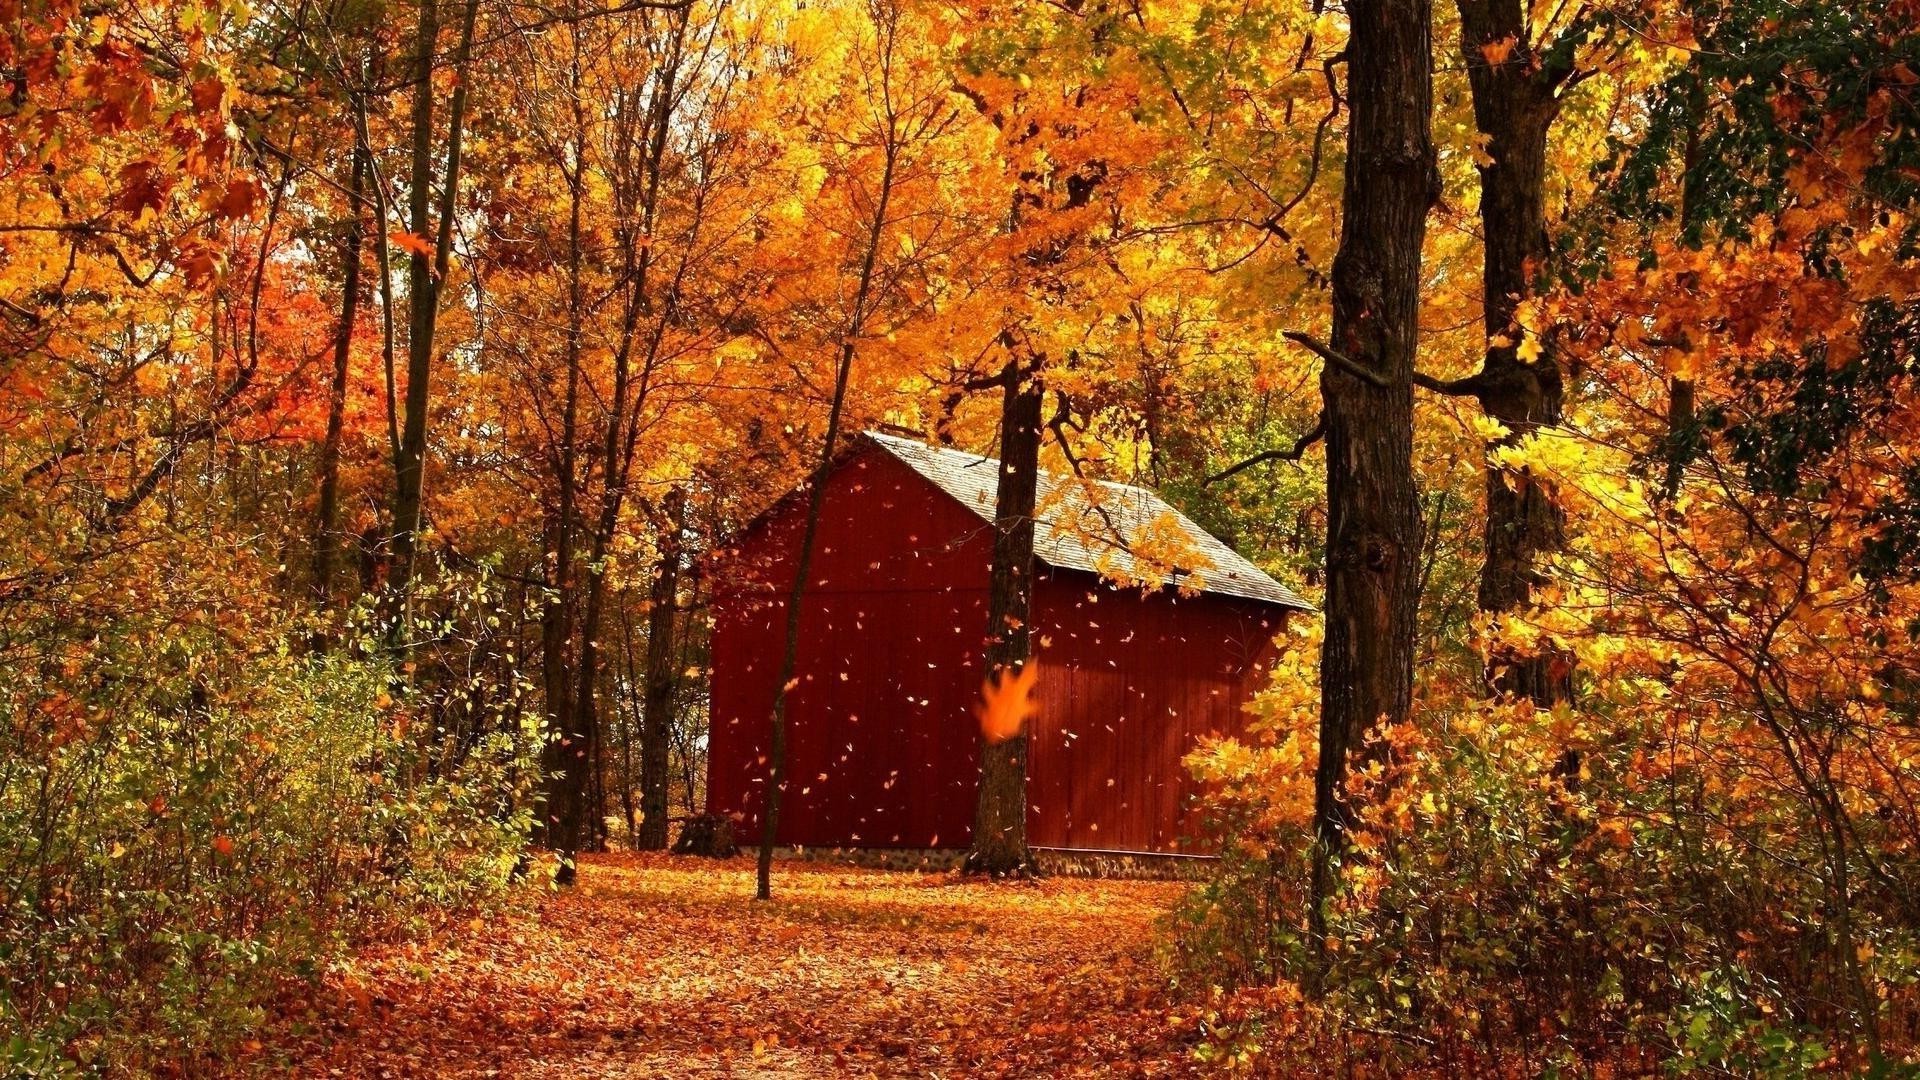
[
  {"xmin": 1027, "ymin": 577, "xmax": 1283, "ymax": 852},
  {"xmin": 705, "ymin": 442, "xmax": 1288, "ymax": 853}
]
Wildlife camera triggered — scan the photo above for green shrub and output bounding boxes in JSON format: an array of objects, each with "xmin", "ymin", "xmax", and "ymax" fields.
[{"xmin": 0, "ymin": 602, "xmax": 540, "ymax": 1075}]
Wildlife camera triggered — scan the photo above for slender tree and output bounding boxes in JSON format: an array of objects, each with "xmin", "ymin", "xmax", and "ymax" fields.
[
  {"xmin": 313, "ymin": 139, "xmax": 367, "ymax": 607},
  {"xmin": 389, "ymin": 0, "xmax": 482, "ymax": 617},
  {"xmin": 637, "ymin": 486, "xmax": 687, "ymax": 850}
]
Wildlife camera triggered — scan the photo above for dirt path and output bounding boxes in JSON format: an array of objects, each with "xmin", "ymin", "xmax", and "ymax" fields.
[{"xmin": 264, "ymin": 854, "xmax": 1208, "ymax": 1077}]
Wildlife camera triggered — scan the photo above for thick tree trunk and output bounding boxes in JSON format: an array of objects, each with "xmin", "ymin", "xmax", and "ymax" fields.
[
  {"xmin": 964, "ymin": 363, "xmax": 1043, "ymax": 877},
  {"xmin": 1310, "ymin": 0, "xmax": 1436, "ymax": 934},
  {"xmin": 1456, "ymin": 0, "xmax": 1570, "ymax": 705},
  {"xmin": 314, "ymin": 141, "xmax": 366, "ymax": 607},
  {"xmin": 637, "ymin": 487, "xmax": 686, "ymax": 851}
]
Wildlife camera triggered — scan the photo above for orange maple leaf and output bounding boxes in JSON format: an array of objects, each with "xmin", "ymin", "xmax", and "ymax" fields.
[
  {"xmin": 1480, "ymin": 35, "xmax": 1519, "ymax": 66},
  {"xmin": 976, "ymin": 663, "xmax": 1038, "ymax": 744},
  {"xmin": 390, "ymin": 231, "xmax": 435, "ymax": 258}
]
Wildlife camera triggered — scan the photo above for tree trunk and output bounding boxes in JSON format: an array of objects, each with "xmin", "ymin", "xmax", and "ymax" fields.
[
  {"xmin": 1663, "ymin": 77, "xmax": 1707, "ymax": 502},
  {"xmin": 637, "ymin": 487, "xmax": 686, "ymax": 851},
  {"xmin": 314, "ymin": 140, "xmax": 366, "ymax": 607},
  {"xmin": 618, "ymin": 602, "xmax": 642, "ymax": 846},
  {"xmin": 964, "ymin": 362, "xmax": 1043, "ymax": 877},
  {"xmin": 1309, "ymin": 0, "xmax": 1436, "ymax": 939},
  {"xmin": 541, "ymin": 57, "xmax": 590, "ymax": 885},
  {"xmin": 388, "ymin": 0, "xmax": 478, "ymax": 615},
  {"xmin": 1456, "ymin": 0, "xmax": 1570, "ymax": 705}
]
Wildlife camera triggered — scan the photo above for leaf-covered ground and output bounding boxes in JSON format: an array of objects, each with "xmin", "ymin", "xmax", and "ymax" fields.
[{"xmin": 261, "ymin": 854, "xmax": 1208, "ymax": 1077}]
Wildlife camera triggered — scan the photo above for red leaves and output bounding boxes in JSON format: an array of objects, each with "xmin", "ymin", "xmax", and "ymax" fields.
[
  {"xmin": 215, "ymin": 178, "xmax": 262, "ymax": 220},
  {"xmin": 115, "ymin": 159, "xmax": 173, "ymax": 219}
]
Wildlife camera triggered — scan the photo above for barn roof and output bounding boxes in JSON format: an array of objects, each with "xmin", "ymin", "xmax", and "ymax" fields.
[{"xmin": 865, "ymin": 431, "xmax": 1313, "ymax": 612}]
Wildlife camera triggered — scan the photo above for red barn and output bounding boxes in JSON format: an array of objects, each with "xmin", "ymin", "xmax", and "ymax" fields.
[{"xmin": 705, "ymin": 432, "xmax": 1311, "ymax": 856}]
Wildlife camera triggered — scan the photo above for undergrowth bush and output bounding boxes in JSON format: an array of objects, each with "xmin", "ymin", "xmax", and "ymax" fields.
[
  {"xmin": 0, "ymin": 578, "xmax": 540, "ymax": 1076},
  {"xmin": 1170, "ymin": 629, "xmax": 1920, "ymax": 1075}
]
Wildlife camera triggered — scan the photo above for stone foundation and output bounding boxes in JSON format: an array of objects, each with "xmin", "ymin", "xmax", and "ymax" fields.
[{"xmin": 769, "ymin": 845, "xmax": 1212, "ymax": 881}]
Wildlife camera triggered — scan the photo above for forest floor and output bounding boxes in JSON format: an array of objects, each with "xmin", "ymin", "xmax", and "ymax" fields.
[{"xmin": 260, "ymin": 853, "xmax": 1212, "ymax": 1078}]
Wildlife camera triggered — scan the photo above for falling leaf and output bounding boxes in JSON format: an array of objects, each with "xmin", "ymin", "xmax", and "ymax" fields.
[
  {"xmin": 976, "ymin": 663, "xmax": 1038, "ymax": 744},
  {"xmin": 390, "ymin": 231, "xmax": 435, "ymax": 258}
]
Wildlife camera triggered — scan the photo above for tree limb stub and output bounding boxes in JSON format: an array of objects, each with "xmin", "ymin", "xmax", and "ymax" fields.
[{"xmin": 1285, "ymin": 330, "xmax": 1387, "ymax": 388}]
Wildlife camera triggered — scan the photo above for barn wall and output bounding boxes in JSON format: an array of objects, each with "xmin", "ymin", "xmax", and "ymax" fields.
[
  {"xmin": 707, "ymin": 440, "xmax": 1292, "ymax": 855},
  {"xmin": 707, "ymin": 446, "xmax": 994, "ymax": 848},
  {"xmin": 1027, "ymin": 575, "xmax": 1285, "ymax": 853}
]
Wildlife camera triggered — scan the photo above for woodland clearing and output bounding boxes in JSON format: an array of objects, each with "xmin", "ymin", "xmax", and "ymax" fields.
[{"xmin": 259, "ymin": 856, "xmax": 1201, "ymax": 1078}]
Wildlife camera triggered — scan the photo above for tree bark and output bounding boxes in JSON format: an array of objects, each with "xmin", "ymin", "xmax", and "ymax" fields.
[
  {"xmin": 1454, "ymin": 0, "xmax": 1573, "ymax": 705},
  {"xmin": 964, "ymin": 362, "xmax": 1043, "ymax": 877},
  {"xmin": 540, "ymin": 30, "xmax": 590, "ymax": 885},
  {"xmin": 637, "ymin": 487, "xmax": 686, "ymax": 850},
  {"xmin": 1663, "ymin": 77, "xmax": 1707, "ymax": 502},
  {"xmin": 314, "ymin": 140, "xmax": 367, "ymax": 607},
  {"xmin": 1309, "ymin": 0, "xmax": 1436, "ymax": 940}
]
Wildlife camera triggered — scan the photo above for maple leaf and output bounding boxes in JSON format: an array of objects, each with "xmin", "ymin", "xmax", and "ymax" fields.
[
  {"xmin": 391, "ymin": 231, "xmax": 435, "ymax": 258},
  {"xmin": 1480, "ymin": 35, "xmax": 1519, "ymax": 66},
  {"xmin": 975, "ymin": 663, "xmax": 1038, "ymax": 744},
  {"xmin": 216, "ymin": 178, "xmax": 262, "ymax": 219}
]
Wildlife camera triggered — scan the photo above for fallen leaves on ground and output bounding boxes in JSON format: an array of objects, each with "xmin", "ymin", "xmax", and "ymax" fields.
[{"xmin": 252, "ymin": 854, "xmax": 1214, "ymax": 1077}]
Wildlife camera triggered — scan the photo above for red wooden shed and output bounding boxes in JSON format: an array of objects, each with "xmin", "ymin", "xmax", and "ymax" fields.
[{"xmin": 704, "ymin": 432, "xmax": 1312, "ymax": 855}]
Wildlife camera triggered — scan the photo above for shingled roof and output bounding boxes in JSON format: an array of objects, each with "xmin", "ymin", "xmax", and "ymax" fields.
[{"xmin": 866, "ymin": 431, "xmax": 1313, "ymax": 611}]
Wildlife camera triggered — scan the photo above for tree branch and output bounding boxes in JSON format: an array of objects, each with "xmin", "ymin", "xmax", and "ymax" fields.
[
  {"xmin": 1206, "ymin": 414, "xmax": 1326, "ymax": 485},
  {"xmin": 1411, "ymin": 368, "xmax": 1487, "ymax": 396},
  {"xmin": 1284, "ymin": 330, "xmax": 1386, "ymax": 388}
]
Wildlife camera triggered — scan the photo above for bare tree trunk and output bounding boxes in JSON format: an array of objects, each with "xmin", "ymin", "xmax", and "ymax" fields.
[
  {"xmin": 388, "ymin": 0, "xmax": 479, "ymax": 616},
  {"xmin": 314, "ymin": 139, "xmax": 367, "ymax": 607},
  {"xmin": 637, "ymin": 487, "xmax": 686, "ymax": 850},
  {"xmin": 1309, "ymin": 0, "xmax": 1436, "ymax": 950},
  {"xmin": 963, "ymin": 362, "xmax": 1043, "ymax": 877},
  {"xmin": 756, "ymin": 96, "xmax": 902, "ymax": 901}
]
